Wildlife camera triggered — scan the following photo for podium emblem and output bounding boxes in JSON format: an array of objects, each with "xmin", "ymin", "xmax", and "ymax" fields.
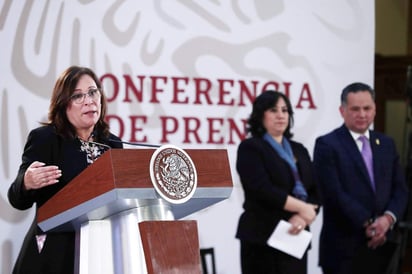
[{"xmin": 150, "ymin": 145, "xmax": 198, "ymax": 204}]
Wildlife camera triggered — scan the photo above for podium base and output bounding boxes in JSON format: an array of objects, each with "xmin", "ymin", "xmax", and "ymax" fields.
[
  {"xmin": 75, "ymin": 200, "xmax": 175, "ymax": 274},
  {"xmin": 139, "ymin": 220, "xmax": 202, "ymax": 274}
]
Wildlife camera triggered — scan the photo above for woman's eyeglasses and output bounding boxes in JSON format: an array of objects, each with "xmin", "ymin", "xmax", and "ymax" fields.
[{"xmin": 70, "ymin": 88, "xmax": 101, "ymax": 104}]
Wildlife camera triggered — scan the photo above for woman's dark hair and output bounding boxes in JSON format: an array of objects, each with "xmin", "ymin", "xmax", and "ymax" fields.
[
  {"xmin": 247, "ymin": 90, "xmax": 294, "ymax": 138},
  {"xmin": 44, "ymin": 66, "xmax": 110, "ymax": 140}
]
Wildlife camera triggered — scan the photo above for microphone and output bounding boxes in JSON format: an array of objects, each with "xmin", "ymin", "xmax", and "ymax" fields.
[
  {"xmin": 86, "ymin": 130, "xmax": 112, "ymax": 151},
  {"xmin": 108, "ymin": 138, "xmax": 161, "ymax": 148},
  {"xmin": 86, "ymin": 140, "xmax": 112, "ymax": 151}
]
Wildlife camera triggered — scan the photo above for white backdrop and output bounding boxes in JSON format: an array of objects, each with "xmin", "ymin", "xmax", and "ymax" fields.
[{"xmin": 0, "ymin": 1, "xmax": 374, "ymax": 273}]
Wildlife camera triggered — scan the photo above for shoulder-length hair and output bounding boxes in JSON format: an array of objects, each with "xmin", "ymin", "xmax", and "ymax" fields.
[
  {"xmin": 44, "ymin": 66, "xmax": 110, "ymax": 140},
  {"xmin": 247, "ymin": 90, "xmax": 294, "ymax": 138}
]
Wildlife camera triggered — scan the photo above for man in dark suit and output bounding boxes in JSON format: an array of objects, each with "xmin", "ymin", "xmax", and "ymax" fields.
[{"xmin": 313, "ymin": 82, "xmax": 409, "ymax": 274}]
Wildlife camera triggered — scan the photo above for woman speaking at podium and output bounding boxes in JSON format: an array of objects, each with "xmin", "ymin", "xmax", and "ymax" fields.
[
  {"xmin": 8, "ymin": 66, "xmax": 122, "ymax": 274},
  {"xmin": 235, "ymin": 90, "xmax": 320, "ymax": 274}
]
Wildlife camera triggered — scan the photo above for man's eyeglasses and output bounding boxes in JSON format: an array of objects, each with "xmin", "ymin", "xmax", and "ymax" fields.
[{"xmin": 70, "ymin": 88, "xmax": 101, "ymax": 104}]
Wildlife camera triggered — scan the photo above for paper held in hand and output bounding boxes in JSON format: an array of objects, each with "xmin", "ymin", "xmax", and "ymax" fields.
[{"xmin": 267, "ymin": 220, "xmax": 312, "ymax": 259}]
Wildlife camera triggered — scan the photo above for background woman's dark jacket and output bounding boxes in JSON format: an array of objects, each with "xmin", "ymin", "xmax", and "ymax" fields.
[{"xmin": 236, "ymin": 136, "xmax": 319, "ymax": 244}]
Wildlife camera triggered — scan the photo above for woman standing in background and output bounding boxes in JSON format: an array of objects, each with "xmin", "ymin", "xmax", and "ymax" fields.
[{"xmin": 236, "ymin": 90, "xmax": 319, "ymax": 274}]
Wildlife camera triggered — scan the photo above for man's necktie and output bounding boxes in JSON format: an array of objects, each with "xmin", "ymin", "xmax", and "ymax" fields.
[{"xmin": 358, "ymin": 135, "xmax": 375, "ymax": 190}]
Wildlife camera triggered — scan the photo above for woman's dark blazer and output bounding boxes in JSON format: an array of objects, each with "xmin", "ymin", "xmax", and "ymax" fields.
[
  {"xmin": 235, "ymin": 136, "xmax": 319, "ymax": 245},
  {"xmin": 8, "ymin": 125, "xmax": 123, "ymax": 274}
]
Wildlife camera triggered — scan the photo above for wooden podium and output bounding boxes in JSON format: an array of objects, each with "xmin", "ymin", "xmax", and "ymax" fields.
[{"xmin": 37, "ymin": 148, "xmax": 233, "ymax": 274}]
